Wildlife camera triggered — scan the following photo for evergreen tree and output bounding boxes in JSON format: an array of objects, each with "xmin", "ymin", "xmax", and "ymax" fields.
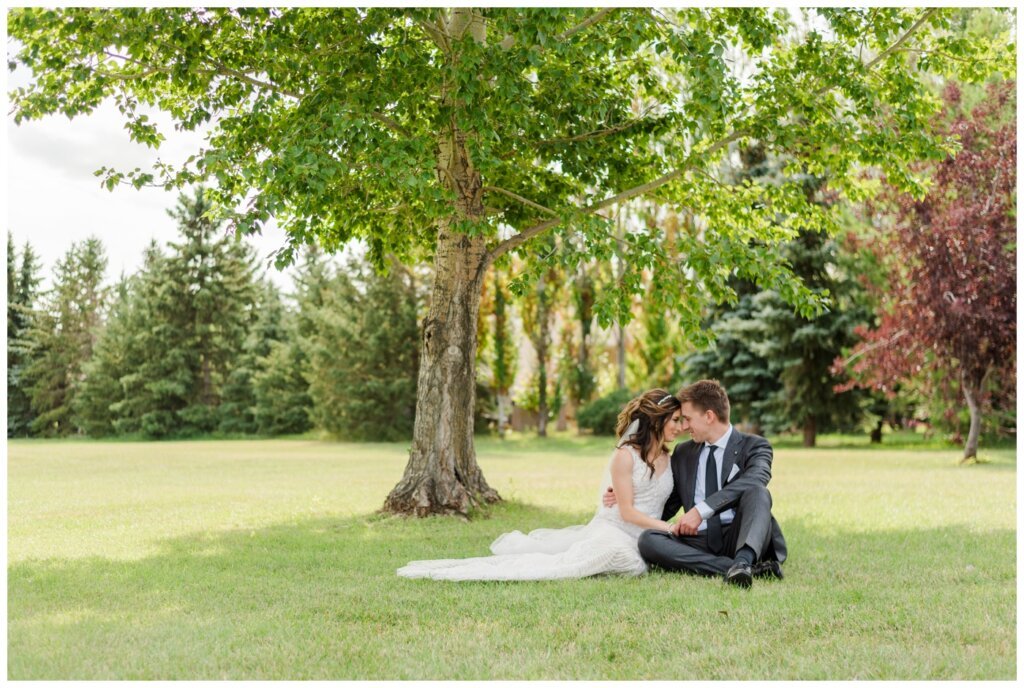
[
  {"xmin": 218, "ymin": 279, "xmax": 286, "ymax": 434},
  {"xmin": 752, "ymin": 224, "xmax": 870, "ymax": 445},
  {"xmin": 684, "ymin": 148, "xmax": 868, "ymax": 443},
  {"xmin": 682, "ymin": 287, "xmax": 781, "ymax": 435},
  {"xmin": 7, "ymin": 234, "xmax": 43, "ymax": 437},
  {"xmin": 22, "ymin": 238, "xmax": 108, "ymax": 436},
  {"xmin": 73, "ymin": 275, "xmax": 136, "ymax": 436},
  {"xmin": 106, "ymin": 190, "xmax": 260, "ymax": 438},
  {"xmin": 164, "ymin": 189, "xmax": 259, "ymax": 433},
  {"xmin": 108, "ymin": 242, "xmax": 183, "ymax": 436},
  {"xmin": 307, "ymin": 257, "xmax": 419, "ymax": 441},
  {"xmin": 251, "ymin": 324, "xmax": 314, "ymax": 436}
]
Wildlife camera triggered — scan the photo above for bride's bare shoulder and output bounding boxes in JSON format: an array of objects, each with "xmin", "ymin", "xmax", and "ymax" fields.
[{"xmin": 611, "ymin": 446, "xmax": 636, "ymax": 469}]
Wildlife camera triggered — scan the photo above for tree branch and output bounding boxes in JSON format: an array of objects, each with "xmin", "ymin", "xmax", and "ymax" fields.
[
  {"xmin": 99, "ymin": 48, "xmax": 409, "ymax": 138},
  {"xmin": 534, "ymin": 106, "xmax": 661, "ymax": 146},
  {"xmin": 415, "ymin": 17, "xmax": 450, "ymax": 52},
  {"xmin": 483, "ymin": 185, "xmax": 559, "ymax": 216},
  {"xmin": 557, "ymin": 8, "xmax": 616, "ymax": 42},
  {"xmin": 483, "ymin": 130, "xmax": 745, "ymax": 270},
  {"xmin": 499, "ymin": 8, "xmax": 619, "ymax": 53},
  {"xmin": 838, "ymin": 329, "xmax": 909, "ymax": 367},
  {"xmin": 482, "ymin": 8, "xmax": 943, "ymax": 272},
  {"xmin": 863, "ymin": 8, "xmax": 938, "ymax": 71},
  {"xmin": 371, "ymin": 111, "xmax": 411, "ymax": 137}
]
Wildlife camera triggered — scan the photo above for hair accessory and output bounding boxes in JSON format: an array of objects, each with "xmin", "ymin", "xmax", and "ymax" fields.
[
  {"xmin": 657, "ymin": 394, "xmax": 676, "ymax": 406},
  {"xmin": 616, "ymin": 418, "xmax": 640, "ymax": 448}
]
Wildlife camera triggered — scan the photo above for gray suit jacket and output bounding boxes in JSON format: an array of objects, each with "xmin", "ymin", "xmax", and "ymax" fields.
[{"xmin": 659, "ymin": 429, "xmax": 787, "ymax": 562}]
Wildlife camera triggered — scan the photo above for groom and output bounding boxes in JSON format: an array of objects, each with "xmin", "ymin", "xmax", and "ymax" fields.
[{"xmin": 604, "ymin": 379, "xmax": 787, "ymax": 587}]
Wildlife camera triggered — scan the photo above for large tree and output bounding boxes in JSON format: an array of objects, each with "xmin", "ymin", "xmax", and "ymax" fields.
[
  {"xmin": 9, "ymin": 8, "xmax": 1012, "ymax": 514},
  {"xmin": 836, "ymin": 81, "xmax": 1016, "ymax": 460}
]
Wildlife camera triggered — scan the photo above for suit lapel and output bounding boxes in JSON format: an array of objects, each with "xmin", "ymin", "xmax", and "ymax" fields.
[
  {"xmin": 721, "ymin": 429, "xmax": 743, "ymax": 485},
  {"xmin": 681, "ymin": 441, "xmax": 699, "ymax": 509}
]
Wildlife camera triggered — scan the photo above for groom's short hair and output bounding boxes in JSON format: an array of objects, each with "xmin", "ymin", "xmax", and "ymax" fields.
[{"xmin": 677, "ymin": 379, "xmax": 730, "ymax": 423}]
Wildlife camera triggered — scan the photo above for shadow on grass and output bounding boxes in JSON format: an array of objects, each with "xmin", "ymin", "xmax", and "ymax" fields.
[{"xmin": 8, "ymin": 502, "xmax": 1016, "ymax": 679}]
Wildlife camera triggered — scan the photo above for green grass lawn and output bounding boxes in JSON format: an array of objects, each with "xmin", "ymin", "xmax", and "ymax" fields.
[{"xmin": 7, "ymin": 434, "xmax": 1016, "ymax": 679}]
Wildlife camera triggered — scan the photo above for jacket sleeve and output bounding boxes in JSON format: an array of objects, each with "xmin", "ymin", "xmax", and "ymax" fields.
[
  {"xmin": 661, "ymin": 490, "xmax": 682, "ymax": 522},
  {"xmin": 704, "ymin": 434, "xmax": 773, "ymax": 515},
  {"xmin": 659, "ymin": 449, "xmax": 685, "ymax": 520}
]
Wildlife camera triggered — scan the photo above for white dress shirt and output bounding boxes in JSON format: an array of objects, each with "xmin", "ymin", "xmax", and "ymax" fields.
[{"xmin": 694, "ymin": 425, "xmax": 736, "ymax": 532}]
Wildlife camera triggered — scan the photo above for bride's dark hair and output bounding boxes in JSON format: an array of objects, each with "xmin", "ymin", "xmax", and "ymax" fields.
[{"xmin": 615, "ymin": 388, "xmax": 681, "ymax": 478}]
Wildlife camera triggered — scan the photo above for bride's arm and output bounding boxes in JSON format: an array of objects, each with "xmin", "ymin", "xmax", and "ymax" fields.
[{"xmin": 610, "ymin": 449, "xmax": 672, "ymax": 532}]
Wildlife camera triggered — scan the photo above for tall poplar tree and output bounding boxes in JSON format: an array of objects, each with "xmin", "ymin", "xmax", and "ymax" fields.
[{"xmin": 10, "ymin": 7, "xmax": 1012, "ymax": 514}]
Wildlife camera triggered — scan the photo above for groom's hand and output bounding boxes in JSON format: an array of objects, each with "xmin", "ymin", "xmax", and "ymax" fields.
[
  {"xmin": 671, "ymin": 508, "xmax": 703, "ymax": 536},
  {"xmin": 602, "ymin": 487, "xmax": 617, "ymax": 508}
]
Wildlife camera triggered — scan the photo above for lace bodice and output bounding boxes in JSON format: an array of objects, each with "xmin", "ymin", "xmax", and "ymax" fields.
[{"xmin": 592, "ymin": 445, "xmax": 674, "ymax": 538}]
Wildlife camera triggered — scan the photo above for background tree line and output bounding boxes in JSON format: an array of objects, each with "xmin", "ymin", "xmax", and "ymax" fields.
[{"xmin": 8, "ymin": 68, "xmax": 1015, "ymax": 454}]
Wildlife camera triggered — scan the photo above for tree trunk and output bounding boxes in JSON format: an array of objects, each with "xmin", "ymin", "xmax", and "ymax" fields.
[
  {"xmin": 383, "ymin": 226, "xmax": 500, "ymax": 515},
  {"xmin": 803, "ymin": 415, "xmax": 816, "ymax": 447},
  {"xmin": 617, "ymin": 323, "xmax": 627, "ymax": 390},
  {"xmin": 384, "ymin": 18, "xmax": 499, "ymax": 513},
  {"xmin": 536, "ymin": 272, "xmax": 549, "ymax": 438},
  {"xmin": 496, "ymin": 393, "xmax": 509, "ymax": 439},
  {"xmin": 961, "ymin": 369, "xmax": 982, "ymax": 462},
  {"xmin": 870, "ymin": 419, "xmax": 883, "ymax": 444}
]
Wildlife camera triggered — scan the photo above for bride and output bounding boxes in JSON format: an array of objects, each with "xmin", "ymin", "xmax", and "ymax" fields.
[{"xmin": 397, "ymin": 388, "xmax": 683, "ymax": 580}]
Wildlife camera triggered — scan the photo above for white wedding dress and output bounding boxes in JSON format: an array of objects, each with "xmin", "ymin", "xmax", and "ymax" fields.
[{"xmin": 396, "ymin": 446, "xmax": 674, "ymax": 580}]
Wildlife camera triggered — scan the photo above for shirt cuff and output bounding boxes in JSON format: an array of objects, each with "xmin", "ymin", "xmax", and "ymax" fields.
[{"xmin": 696, "ymin": 501, "xmax": 714, "ymax": 520}]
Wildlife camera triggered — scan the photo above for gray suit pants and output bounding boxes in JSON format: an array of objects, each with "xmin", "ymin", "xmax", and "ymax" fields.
[{"xmin": 638, "ymin": 485, "xmax": 775, "ymax": 576}]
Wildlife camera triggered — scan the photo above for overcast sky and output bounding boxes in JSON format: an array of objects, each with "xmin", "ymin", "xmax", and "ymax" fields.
[{"xmin": 5, "ymin": 50, "xmax": 299, "ymax": 292}]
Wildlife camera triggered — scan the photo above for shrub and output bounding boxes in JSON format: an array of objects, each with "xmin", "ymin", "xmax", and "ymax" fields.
[{"xmin": 577, "ymin": 388, "xmax": 634, "ymax": 435}]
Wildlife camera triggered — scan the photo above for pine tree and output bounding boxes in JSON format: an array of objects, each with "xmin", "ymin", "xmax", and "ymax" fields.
[
  {"xmin": 7, "ymin": 234, "xmax": 43, "ymax": 436},
  {"xmin": 218, "ymin": 279, "xmax": 286, "ymax": 434},
  {"xmin": 102, "ymin": 190, "xmax": 260, "ymax": 438},
  {"xmin": 684, "ymin": 148, "xmax": 869, "ymax": 443},
  {"xmin": 752, "ymin": 223, "xmax": 870, "ymax": 445},
  {"xmin": 307, "ymin": 257, "xmax": 419, "ymax": 441},
  {"xmin": 73, "ymin": 275, "xmax": 137, "ymax": 436},
  {"xmin": 108, "ymin": 242, "xmax": 186, "ymax": 436},
  {"xmin": 22, "ymin": 238, "xmax": 108, "ymax": 436},
  {"xmin": 251, "ymin": 322, "xmax": 314, "ymax": 436},
  {"xmin": 163, "ymin": 189, "xmax": 259, "ymax": 433},
  {"xmin": 248, "ymin": 247, "xmax": 326, "ymax": 436}
]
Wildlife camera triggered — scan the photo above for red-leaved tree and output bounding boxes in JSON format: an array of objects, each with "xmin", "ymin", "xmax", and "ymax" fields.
[{"xmin": 836, "ymin": 81, "xmax": 1016, "ymax": 460}]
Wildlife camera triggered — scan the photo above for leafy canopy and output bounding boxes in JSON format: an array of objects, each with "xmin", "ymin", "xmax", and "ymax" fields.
[{"xmin": 8, "ymin": 8, "xmax": 1014, "ymax": 337}]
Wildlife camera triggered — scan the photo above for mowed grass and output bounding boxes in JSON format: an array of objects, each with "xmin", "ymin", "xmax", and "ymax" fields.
[{"xmin": 7, "ymin": 435, "xmax": 1016, "ymax": 679}]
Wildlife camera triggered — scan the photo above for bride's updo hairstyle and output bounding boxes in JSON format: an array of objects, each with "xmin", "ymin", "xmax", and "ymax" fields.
[{"xmin": 615, "ymin": 388, "xmax": 681, "ymax": 478}]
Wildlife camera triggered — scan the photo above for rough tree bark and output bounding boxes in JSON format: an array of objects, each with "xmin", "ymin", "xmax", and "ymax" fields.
[{"xmin": 383, "ymin": 9, "xmax": 500, "ymax": 515}]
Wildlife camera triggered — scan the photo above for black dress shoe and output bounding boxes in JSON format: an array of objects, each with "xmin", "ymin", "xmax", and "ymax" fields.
[
  {"xmin": 725, "ymin": 561, "xmax": 753, "ymax": 588},
  {"xmin": 753, "ymin": 560, "xmax": 784, "ymax": 580}
]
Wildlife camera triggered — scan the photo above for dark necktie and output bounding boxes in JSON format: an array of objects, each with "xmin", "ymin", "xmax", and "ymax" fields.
[{"xmin": 704, "ymin": 443, "xmax": 723, "ymax": 554}]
